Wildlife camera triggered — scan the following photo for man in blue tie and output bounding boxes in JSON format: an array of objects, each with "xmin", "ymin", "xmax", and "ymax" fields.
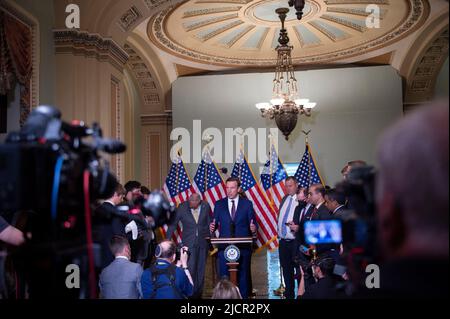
[
  {"xmin": 277, "ymin": 176, "xmax": 300, "ymax": 299},
  {"xmin": 210, "ymin": 177, "xmax": 257, "ymax": 299}
]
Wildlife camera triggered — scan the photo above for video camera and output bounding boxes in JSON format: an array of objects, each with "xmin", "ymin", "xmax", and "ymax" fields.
[
  {"xmin": 0, "ymin": 106, "xmax": 174, "ymax": 299},
  {"xmin": 0, "ymin": 105, "xmax": 122, "ymax": 216},
  {"xmin": 175, "ymin": 245, "xmax": 191, "ymax": 263}
]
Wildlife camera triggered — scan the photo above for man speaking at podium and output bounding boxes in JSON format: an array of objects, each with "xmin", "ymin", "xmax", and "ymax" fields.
[{"xmin": 210, "ymin": 177, "xmax": 257, "ymax": 299}]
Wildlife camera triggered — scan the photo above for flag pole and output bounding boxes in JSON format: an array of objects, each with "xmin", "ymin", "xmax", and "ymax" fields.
[
  {"xmin": 204, "ymin": 135, "xmax": 214, "ymax": 197},
  {"xmin": 238, "ymin": 130, "xmax": 244, "ymax": 180},
  {"xmin": 302, "ymin": 130, "xmax": 312, "ymax": 187},
  {"xmin": 268, "ymin": 133, "xmax": 285, "ymax": 299},
  {"xmin": 175, "ymin": 149, "xmax": 182, "ymax": 205},
  {"xmin": 268, "ymin": 133, "xmax": 275, "ymax": 207}
]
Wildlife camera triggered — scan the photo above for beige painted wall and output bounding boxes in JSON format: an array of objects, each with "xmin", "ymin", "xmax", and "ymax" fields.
[
  {"xmin": 172, "ymin": 65, "xmax": 404, "ymax": 187},
  {"xmin": 54, "ymin": 52, "xmax": 127, "ymax": 182}
]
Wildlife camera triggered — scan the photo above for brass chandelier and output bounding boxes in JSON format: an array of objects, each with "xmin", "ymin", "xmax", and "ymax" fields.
[{"xmin": 255, "ymin": 7, "xmax": 316, "ymax": 141}]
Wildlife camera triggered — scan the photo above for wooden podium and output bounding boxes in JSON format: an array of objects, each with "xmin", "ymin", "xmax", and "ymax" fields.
[{"xmin": 210, "ymin": 237, "xmax": 254, "ymax": 286}]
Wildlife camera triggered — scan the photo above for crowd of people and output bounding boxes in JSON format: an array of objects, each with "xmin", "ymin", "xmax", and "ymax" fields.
[
  {"xmin": 0, "ymin": 102, "xmax": 448, "ymax": 299},
  {"xmin": 94, "ymin": 101, "xmax": 448, "ymax": 299}
]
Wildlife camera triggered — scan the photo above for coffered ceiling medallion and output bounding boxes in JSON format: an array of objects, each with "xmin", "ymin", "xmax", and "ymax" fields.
[{"xmin": 148, "ymin": 0, "xmax": 429, "ymax": 67}]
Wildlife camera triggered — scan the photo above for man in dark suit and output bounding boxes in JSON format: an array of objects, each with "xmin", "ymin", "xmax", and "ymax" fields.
[
  {"xmin": 324, "ymin": 188, "xmax": 347, "ymax": 218},
  {"xmin": 308, "ymin": 184, "xmax": 331, "ymax": 220},
  {"xmin": 288, "ymin": 187, "xmax": 316, "ymax": 289},
  {"xmin": 277, "ymin": 176, "xmax": 300, "ymax": 299},
  {"xmin": 290, "ymin": 187, "xmax": 309, "ymax": 243},
  {"xmin": 93, "ymin": 183, "xmax": 127, "ymax": 269},
  {"xmin": 167, "ymin": 193, "xmax": 212, "ymax": 298},
  {"xmin": 309, "ymin": 184, "xmax": 341, "ymax": 259},
  {"xmin": 123, "ymin": 181, "xmax": 152, "ymax": 266},
  {"xmin": 210, "ymin": 177, "xmax": 257, "ymax": 299}
]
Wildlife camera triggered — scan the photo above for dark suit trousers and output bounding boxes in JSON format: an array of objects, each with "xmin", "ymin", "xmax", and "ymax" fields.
[
  {"xmin": 188, "ymin": 244, "xmax": 209, "ymax": 298},
  {"xmin": 279, "ymin": 239, "xmax": 299, "ymax": 299},
  {"xmin": 218, "ymin": 248, "xmax": 252, "ymax": 299}
]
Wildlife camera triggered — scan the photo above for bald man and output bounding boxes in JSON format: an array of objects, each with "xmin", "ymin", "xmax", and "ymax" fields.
[
  {"xmin": 375, "ymin": 101, "xmax": 448, "ymax": 297},
  {"xmin": 167, "ymin": 193, "xmax": 212, "ymax": 298}
]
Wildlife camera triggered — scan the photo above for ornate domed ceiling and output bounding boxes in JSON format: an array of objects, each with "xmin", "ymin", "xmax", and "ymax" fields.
[{"xmin": 148, "ymin": 0, "xmax": 429, "ymax": 67}]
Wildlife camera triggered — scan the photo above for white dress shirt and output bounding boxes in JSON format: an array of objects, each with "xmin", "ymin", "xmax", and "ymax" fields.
[
  {"xmin": 316, "ymin": 201, "xmax": 325, "ymax": 210},
  {"xmin": 278, "ymin": 195, "xmax": 298, "ymax": 240},
  {"xmin": 228, "ymin": 197, "xmax": 239, "ymax": 218},
  {"xmin": 115, "ymin": 255, "xmax": 129, "ymax": 261}
]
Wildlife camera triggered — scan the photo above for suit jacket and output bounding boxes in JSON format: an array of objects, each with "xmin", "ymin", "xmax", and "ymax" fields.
[
  {"xmin": 93, "ymin": 202, "xmax": 127, "ymax": 236},
  {"xmin": 167, "ymin": 201, "xmax": 212, "ymax": 248},
  {"xmin": 99, "ymin": 257, "xmax": 143, "ymax": 299},
  {"xmin": 294, "ymin": 202, "xmax": 312, "ymax": 245},
  {"xmin": 331, "ymin": 206, "xmax": 346, "ymax": 219},
  {"xmin": 93, "ymin": 202, "xmax": 127, "ymax": 268},
  {"xmin": 311, "ymin": 203, "xmax": 331, "ymax": 220},
  {"xmin": 213, "ymin": 197, "xmax": 256, "ymax": 241},
  {"xmin": 292, "ymin": 201, "xmax": 307, "ymax": 241}
]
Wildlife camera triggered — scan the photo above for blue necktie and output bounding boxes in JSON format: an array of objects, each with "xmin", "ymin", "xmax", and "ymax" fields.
[{"xmin": 281, "ymin": 197, "xmax": 293, "ymax": 238}]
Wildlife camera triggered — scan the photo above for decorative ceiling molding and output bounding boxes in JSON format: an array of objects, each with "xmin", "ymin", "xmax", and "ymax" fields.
[
  {"xmin": 117, "ymin": 6, "xmax": 143, "ymax": 31},
  {"xmin": 124, "ymin": 43, "xmax": 163, "ymax": 106},
  {"xmin": 148, "ymin": 0, "xmax": 429, "ymax": 67},
  {"xmin": 144, "ymin": 0, "xmax": 173, "ymax": 10},
  {"xmin": 404, "ymin": 27, "xmax": 449, "ymax": 104},
  {"xmin": 141, "ymin": 112, "xmax": 173, "ymax": 125},
  {"xmin": 53, "ymin": 29, "xmax": 129, "ymax": 71}
]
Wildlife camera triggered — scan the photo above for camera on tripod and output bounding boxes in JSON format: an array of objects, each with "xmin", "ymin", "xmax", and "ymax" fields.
[{"xmin": 0, "ymin": 105, "xmax": 175, "ymax": 298}]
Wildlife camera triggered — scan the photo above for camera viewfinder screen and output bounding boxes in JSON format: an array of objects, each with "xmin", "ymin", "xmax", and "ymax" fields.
[{"xmin": 304, "ymin": 220, "xmax": 342, "ymax": 245}]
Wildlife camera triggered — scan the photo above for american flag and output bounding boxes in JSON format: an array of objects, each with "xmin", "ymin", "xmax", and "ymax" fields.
[
  {"xmin": 261, "ymin": 144, "xmax": 288, "ymax": 212},
  {"xmin": 232, "ymin": 150, "xmax": 278, "ymax": 250},
  {"xmin": 193, "ymin": 151, "xmax": 226, "ymax": 211},
  {"xmin": 294, "ymin": 143, "xmax": 324, "ymax": 188},
  {"xmin": 162, "ymin": 155, "xmax": 195, "ymax": 243}
]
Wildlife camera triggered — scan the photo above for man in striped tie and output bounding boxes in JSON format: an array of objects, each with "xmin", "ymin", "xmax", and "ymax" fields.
[
  {"xmin": 210, "ymin": 177, "xmax": 257, "ymax": 299},
  {"xmin": 277, "ymin": 176, "xmax": 300, "ymax": 299}
]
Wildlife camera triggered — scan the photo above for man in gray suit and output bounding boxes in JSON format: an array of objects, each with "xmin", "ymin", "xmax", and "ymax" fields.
[
  {"xmin": 99, "ymin": 235, "xmax": 143, "ymax": 299},
  {"xmin": 167, "ymin": 193, "xmax": 212, "ymax": 298}
]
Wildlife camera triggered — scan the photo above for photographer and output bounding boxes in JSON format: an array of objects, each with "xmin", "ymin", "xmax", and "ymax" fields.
[
  {"xmin": 297, "ymin": 255, "xmax": 340, "ymax": 299},
  {"xmin": 140, "ymin": 240, "xmax": 193, "ymax": 299}
]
